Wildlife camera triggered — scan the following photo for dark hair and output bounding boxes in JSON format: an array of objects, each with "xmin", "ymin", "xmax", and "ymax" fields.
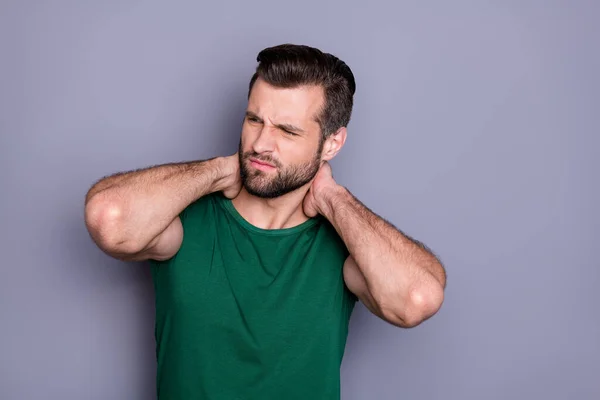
[{"xmin": 248, "ymin": 43, "xmax": 356, "ymax": 139}]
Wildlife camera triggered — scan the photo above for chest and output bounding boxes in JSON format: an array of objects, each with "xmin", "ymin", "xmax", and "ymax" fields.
[{"xmin": 153, "ymin": 227, "xmax": 350, "ymax": 344}]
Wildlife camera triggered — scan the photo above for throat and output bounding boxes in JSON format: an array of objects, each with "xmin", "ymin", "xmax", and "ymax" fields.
[{"xmin": 231, "ymin": 188, "xmax": 312, "ymax": 230}]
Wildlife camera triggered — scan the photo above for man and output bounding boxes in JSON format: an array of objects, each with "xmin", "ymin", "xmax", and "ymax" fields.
[{"xmin": 84, "ymin": 43, "xmax": 446, "ymax": 399}]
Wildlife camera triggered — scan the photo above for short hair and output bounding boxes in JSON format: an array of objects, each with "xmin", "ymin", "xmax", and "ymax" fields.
[{"xmin": 248, "ymin": 43, "xmax": 356, "ymax": 138}]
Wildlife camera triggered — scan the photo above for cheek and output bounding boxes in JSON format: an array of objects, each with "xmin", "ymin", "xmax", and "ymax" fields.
[
  {"xmin": 280, "ymin": 140, "xmax": 318, "ymax": 165},
  {"xmin": 240, "ymin": 126, "xmax": 257, "ymax": 150}
]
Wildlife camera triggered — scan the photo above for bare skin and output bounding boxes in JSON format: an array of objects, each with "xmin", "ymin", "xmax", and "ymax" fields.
[
  {"xmin": 303, "ymin": 162, "xmax": 446, "ymax": 328},
  {"xmin": 85, "ymin": 77, "xmax": 446, "ymax": 328},
  {"xmin": 84, "ymin": 155, "xmax": 241, "ymax": 261}
]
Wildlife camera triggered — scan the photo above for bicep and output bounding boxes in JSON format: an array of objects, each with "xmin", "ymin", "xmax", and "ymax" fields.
[
  {"xmin": 116, "ymin": 217, "xmax": 184, "ymax": 262},
  {"xmin": 343, "ymin": 256, "xmax": 381, "ymax": 317}
]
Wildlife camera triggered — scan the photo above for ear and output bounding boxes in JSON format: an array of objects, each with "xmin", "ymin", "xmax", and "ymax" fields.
[{"xmin": 321, "ymin": 127, "xmax": 347, "ymax": 161}]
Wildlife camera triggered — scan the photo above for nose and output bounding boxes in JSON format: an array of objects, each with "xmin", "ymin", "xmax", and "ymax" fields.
[{"xmin": 251, "ymin": 126, "xmax": 277, "ymax": 155}]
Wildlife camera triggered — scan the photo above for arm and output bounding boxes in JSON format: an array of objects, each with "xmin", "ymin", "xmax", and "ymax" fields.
[
  {"xmin": 304, "ymin": 164, "xmax": 446, "ymax": 328},
  {"xmin": 84, "ymin": 154, "xmax": 240, "ymax": 262}
]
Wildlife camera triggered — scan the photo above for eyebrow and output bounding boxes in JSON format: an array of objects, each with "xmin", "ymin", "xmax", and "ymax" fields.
[{"xmin": 245, "ymin": 111, "xmax": 306, "ymax": 134}]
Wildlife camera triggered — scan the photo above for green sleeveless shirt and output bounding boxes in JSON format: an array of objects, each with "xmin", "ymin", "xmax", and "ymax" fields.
[{"xmin": 149, "ymin": 192, "xmax": 357, "ymax": 399}]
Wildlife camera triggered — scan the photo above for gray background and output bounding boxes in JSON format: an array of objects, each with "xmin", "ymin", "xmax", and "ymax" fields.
[{"xmin": 1, "ymin": 1, "xmax": 598, "ymax": 399}]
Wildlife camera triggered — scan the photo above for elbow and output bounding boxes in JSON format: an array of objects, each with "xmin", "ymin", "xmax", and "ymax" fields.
[
  {"xmin": 382, "ymin": 280, "xmax": 445, "ymax": 328},
  {"xmin": 407, "ymin": 282, "xmax": 445, "ymax": 327},
  {"xmin": 84, "ymin": 193, "xmax": 142, "ymax": 255}
]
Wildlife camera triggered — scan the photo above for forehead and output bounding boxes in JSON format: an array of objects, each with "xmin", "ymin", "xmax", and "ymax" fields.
[{"xmin": 248, "ymin": 78, "xmax": 324, "ymax": 126}]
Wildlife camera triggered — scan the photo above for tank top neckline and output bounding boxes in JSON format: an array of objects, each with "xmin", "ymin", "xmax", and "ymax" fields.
[{"xmin": 218, "ymin": 194, "xmax": 322, "ymax": 236}]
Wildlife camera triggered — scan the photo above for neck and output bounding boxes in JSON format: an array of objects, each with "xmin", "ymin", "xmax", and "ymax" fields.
[{"xmin": 231, "ymin": 185, "xmax": 313, "ymax": 230}]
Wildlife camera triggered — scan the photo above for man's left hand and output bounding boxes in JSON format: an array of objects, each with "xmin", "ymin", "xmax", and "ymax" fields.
[{"xmin": 303, "ymin": 161, "xmax": 340, "ymax": 218}]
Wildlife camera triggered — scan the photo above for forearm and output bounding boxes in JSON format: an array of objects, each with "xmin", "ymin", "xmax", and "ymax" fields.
[
  {"xmin": 85, "ymin": 157, "xmax": 227, "ymax": 252},
  {"xmin": 320, "ymin": 186, "xmax": 445, "ymax": 323}
]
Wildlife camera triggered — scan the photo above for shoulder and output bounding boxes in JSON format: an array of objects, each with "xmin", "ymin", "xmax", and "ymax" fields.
[
  {"xmin": 316, "ymin": 217, "xmax": 349, "ymax": 258},
  {"xmin": 317, "ymin": 218, "xmax": 358, "ymax": 304},
  {"xmin": 149, "ymin": 193, "xmax": 225, "ymax": 268},
  {"xmin": 180, "ymin": 192, "xmax": 225, "ymax": 226}
]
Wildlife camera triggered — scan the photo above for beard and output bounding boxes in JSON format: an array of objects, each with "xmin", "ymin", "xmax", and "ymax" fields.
[{"xmin": 238, "ymin": 137, "xmax": 323, "ymax": 199}]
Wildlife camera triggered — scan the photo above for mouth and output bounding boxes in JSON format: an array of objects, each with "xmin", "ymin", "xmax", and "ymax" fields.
[
  {"xmin": 249, "ymin": 158, "xmax": 276, "ymax": 169},
  {"xmin": 249, "ymin": 159, "xmax": 276, "ymax": 172}
]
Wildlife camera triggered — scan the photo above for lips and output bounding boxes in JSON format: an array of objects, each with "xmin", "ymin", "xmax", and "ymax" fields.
[{"xmin": 249, "ymin": 158, "xmax": 275, "ymax": 168}]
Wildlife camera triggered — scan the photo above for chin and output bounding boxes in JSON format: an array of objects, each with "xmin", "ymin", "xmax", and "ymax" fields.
[
  {"xmin": 242, "ymin": 178, "xmax": 293, "ymax": 199},
  {"xmin": 244, "ymin": 187, "xmax": 283, "ymax": 199}
]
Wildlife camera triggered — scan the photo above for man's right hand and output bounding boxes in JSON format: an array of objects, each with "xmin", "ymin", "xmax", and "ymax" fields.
[
  {"xmin": 216, "ymin": 153, "xmax": 242, "ymax": 199},
  {"xmin": 85, "ymin": 152, "xmax": 243, "ymax": 262}
]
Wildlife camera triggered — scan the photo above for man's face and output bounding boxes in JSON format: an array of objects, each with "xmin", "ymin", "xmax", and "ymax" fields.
[{"xmin": 238, "ymin": 78, "xmax": 325, "ymax": 199}]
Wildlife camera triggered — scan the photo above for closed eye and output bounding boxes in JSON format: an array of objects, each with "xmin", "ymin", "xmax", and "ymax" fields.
[
  {"xmin": 282, "ymin": 129, "xmax": 298, "ymax": 136},
  {"xmin": 247, "ymin": 116, "xmax": 261, "ymax": 123}
]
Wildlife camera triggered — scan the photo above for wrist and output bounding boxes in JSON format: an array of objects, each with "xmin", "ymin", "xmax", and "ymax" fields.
[
  {"xmin": 208, "ymin": 155, "xmax": 238, "ymax": 194},
  {"xmin": 316, "ymin": 184, "xmax": 348, "ymax": 219}
]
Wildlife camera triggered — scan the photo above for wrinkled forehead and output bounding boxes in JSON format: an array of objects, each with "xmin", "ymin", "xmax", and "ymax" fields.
[{"xmin": 248, "ymin": 79, "xmax": 324, "ymax": 127}]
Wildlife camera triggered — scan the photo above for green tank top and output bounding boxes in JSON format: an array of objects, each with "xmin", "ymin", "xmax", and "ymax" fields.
[{"xmin": 149, "ymin": 192, "xmax": 357, "ymax": 399}]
